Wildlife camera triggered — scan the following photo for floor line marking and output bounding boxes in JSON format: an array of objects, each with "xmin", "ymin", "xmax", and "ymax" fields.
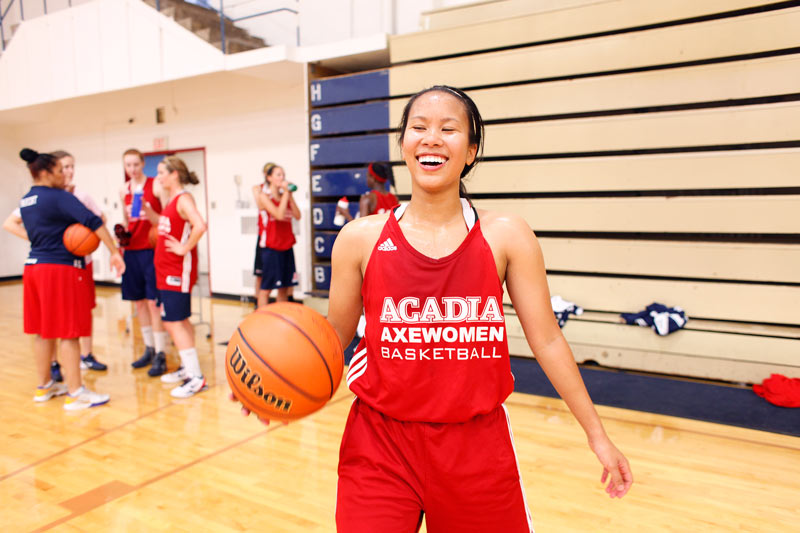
[
  {"xmin": 0, "ymin": 402, "xmax": 175, "ymax": 482},
  {"xmin": 30, "ymin": 394, "xmax": 352, "ymax": 532}
]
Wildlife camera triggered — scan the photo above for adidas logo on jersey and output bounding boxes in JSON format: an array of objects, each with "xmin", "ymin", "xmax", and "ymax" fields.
[{"xmin": 377, "ymin": 238, "xmax": 397, "ymax": 252}]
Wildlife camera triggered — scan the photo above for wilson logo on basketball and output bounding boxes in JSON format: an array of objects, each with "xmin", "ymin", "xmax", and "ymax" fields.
[{"xmin": 228, "ymin": 345, "xmax": 293, "ymax": 412}]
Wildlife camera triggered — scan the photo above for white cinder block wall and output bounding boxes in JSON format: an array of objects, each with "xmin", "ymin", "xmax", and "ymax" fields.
[
  {"xmin": 2, "ymin": 71, "xmax": 310, "ymax": 297},
  {"xmin": 0, "ymin": 134, "xmax": 33, "ymax": 277}
]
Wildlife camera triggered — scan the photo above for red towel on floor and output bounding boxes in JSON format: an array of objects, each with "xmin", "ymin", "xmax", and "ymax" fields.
[{"xmin": 753, "ymin": 374, "xmax": 800, "ymax": 408}]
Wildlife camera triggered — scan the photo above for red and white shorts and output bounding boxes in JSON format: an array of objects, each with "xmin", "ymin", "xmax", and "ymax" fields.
[
  {"xmin": 24, "ymin": 264, "xmax": 92, "ymax": 339},
  {"xmin": 336, "ymin": 399, "xmax": 534, "ymax": 533},
  {"xmin": 84, "ymin": 260, "xmax": 96, "ymax": 309}
]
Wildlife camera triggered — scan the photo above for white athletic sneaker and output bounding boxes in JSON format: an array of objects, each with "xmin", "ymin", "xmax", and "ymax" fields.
[
  {"xmin": 34, "ymin": 382, "xmax": 68, "ymax": 402},
  {"xmin": 170, "ymin": 376, "xmax": 207, "ymax": 398},
  {"xmin": 63, "ymin": 387, "xmax": 110, "ymax": 411},
  {"xmin": 161, "ymin": 367, "xmax": 189, "ymax": 384}
]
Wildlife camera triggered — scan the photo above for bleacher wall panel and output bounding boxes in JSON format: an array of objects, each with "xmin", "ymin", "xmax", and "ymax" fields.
[
  {"xmin": 308, "ymin": 0, "xmax": 800, "ymax": 383},
  {"xmin": 387, "ymin": 55, "xmax": 800, "ymax": 123},
  {"xmin": 393, "ymin": 150, "xmax": 800, "ymax": 194},
  {"xmin": 397, "ymin": 0, "xmax": 785, "ymax": 62},
  {"xmin": 389, "ymin": 8, "xmax": 800, "ymax": 95}
]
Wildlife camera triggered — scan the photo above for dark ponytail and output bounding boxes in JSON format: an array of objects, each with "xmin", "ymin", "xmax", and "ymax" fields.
[
  {"xmin": 368, "ymin": 162, "xmax": 396, "ymax": 190},
  {"xmin": 20, "ymin": 148, "xmax": 58, "ymax": 179},
  {"xmin": 397, "ymin": 85, "xmax": 485, "ymax": 199}
]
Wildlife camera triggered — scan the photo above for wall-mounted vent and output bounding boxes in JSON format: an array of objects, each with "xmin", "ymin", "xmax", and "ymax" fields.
[{"xmin": 241, "ymin": 215, "xmax": 258, "ymax": 235}]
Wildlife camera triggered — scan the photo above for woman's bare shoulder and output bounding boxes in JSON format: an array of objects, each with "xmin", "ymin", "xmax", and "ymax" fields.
[
  {"xmin": 336, "ymin": 212, "xmax": 390, "ymax": 249},
  {"xmin": 477, "ymin": 208, "xmax": 531, "ymax": 235}
]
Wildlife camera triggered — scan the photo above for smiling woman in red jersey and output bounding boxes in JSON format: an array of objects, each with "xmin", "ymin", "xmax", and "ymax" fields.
[{"xmin": 236, "ymin": 86, "xmax": 634, "ymax": 532}]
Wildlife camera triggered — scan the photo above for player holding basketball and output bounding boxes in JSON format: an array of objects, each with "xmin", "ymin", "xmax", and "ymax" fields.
[
  {"xmin": 10, "ymin": 149, "xmax": 124, "ymax": 409},
  {"xmin": 254, "ymin": 163, "xmax": 301, "ymax": 308},
  {"xmin": 325, "ymin": 86, "xmax": 633, "ymax": 531},
  {"xmin": 119, "ymin": 149, "xmax": 169, "ymax": 376},
  {"xmin": 234, "ymin": 86, "xmax": 632, "ymax": 530},
  {"xmin": 153, "ymin": 156, "xmax": 208, "ymax": 398},
  {"xmin": 4, "ymin": 151, "xmax": 109, "ymax": 381},
  {"xmin": 335, "ymin": 162, "xmax": 400, "ymax": 222}
]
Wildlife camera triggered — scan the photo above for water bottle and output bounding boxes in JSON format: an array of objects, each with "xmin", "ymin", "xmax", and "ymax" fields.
[
  {"xmin": 333, "ymin": 197, "xmax": 348, "ymax": 226},
  {"xmin": 287, "ymin": 183, "xmax": 297, "ymax": 192},
  {"xmin": 130, "ymin": 188, "xmax": 143, "ymax": 221}
]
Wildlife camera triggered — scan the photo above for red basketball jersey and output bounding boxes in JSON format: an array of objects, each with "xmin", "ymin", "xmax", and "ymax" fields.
[
  {"xmin": 154, "ymin": 191, "xmax": 198, "ymax": 293},
  {"xmin": 263, "ymin": 192, "xmax": 296, "ymax": 251},
  {"xmin": 257, "ymin": 183, "xmax": 269, "ymax": 248},
  {"xmin": 347, "ymin": 200, "xmax": 514, "ymax": 423},
  {"xmin": 371, "ymin": 190, "xmax": 399, "ymax": 215},
  {"xmin": 124, "ymin": 178, "xmax": 162, "ymax": 250}
]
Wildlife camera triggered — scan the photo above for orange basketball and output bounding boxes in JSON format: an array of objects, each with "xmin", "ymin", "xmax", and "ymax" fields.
[
  {"xmin": 63, "ymin": 223, "xmax": 100, "ymax": 256},
  {"xmin": 148, "ymin": 225, "xmax": 158, "ymax": 247},
  {"xmin": 226, "ymin": 302, "xmax": 344, "ymax": 422}
]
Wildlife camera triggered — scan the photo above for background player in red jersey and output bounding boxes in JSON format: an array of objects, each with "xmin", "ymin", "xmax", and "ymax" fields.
[
  {"xmin": 119, "ymin": 148, "xmax": 169, "ymax": 376},
  {"xmin": 8, "ymin": 148, "xmax": 124, "ymax": 410},
  {"xmin": 152, "ymin": 156, "xmax": 208, "ymax": 398},
  {"xmin": 251, "ymin": 162, "xmax": 274, "ymax": 307},
  {"xmin": 335, "ymin": 162, "xmax": 400, "ymax": 222},
  {"xmin": 53, "ymin": 150, "xmax": 109, "ymax": 374},
  {"xmin": 254, "ymin": 163, "xmax": 301, "ymax": 308}
]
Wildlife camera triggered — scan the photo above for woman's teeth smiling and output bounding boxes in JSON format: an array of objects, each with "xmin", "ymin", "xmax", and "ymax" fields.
[{"xmin": 418, "ymin": 155, "xmax": 447, "ymax": 169}]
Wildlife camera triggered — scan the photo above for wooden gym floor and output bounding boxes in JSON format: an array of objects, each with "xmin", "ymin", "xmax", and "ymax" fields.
[{"xmin": 0, "ymin": 282, "xmax": 797, "ymax": 532}]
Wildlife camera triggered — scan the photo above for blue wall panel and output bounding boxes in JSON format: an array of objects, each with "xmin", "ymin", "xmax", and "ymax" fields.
[
  {"xmin": 313, "ymin": 264, "xmax": 332, "ymax": 291},
  {"xmin": 311, "ymin": 168, "xmax": 369, "ymax": 196},
  {"xmin": 143, "ymin": 154, "xmax": 165, "ymax": 178},
  {"xmin": 310, "ymin": 134, "xmax": 389, "ymax": 166},
  {"xmin": 309, "ymin": 70, "xmax": 390, "ymax": 107},
  {"xmin": 313, "ymin": 232, "xmax": 338, "ymax": 259},
  {"xmin": 310, "ymin": 101, "xmax": 390, "ymax": 136},
  {"xmin": 312, "ymin": 202, "xmax": 360, "ymax": 230}
]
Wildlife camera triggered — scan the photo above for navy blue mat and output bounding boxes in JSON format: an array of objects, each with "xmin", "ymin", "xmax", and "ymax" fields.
[{"xmin": 510, "ymin": 357, "xmax": 799, "ymax": 437}]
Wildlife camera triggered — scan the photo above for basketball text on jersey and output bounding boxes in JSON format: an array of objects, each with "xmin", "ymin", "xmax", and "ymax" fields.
[
  {"xmin": 20, "ymin": 195, "xmax": 38, "ymax": 208},
  {"xmin": 158, "ymin": 215, "xmax": 172, "ymax": 235},
  {"xmin": 228, "ymin": 343, "xmax": 293, "ymax": 412},
  {"xmin": 377, "ymin": 296, "xmax": 505, "ymax": 361}
]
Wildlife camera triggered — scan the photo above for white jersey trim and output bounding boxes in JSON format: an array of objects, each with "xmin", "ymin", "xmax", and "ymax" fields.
[
  {"xmin": 180, "ymin": 223, "xmax": 192, "ymax": 293},
  {"xmin": 502, "ymin": 404, "xmax": 535, "ymax": 532},
  {"xmin": 346, "ymin": 347, "xmax": 368, "ymax": 388},
  {"xmin": 394, "ymin": 198, "xmax": 476, "ymax": 231}
]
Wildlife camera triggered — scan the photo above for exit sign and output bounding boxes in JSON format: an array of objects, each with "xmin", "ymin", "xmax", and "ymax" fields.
[{"xmin": 153, "ymin": 137, "xmax": 169, "ymax": 151}]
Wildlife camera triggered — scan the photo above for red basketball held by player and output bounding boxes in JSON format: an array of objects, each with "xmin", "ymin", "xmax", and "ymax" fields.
[
  {"xmin": 225, "ymin": 302, "xmax": 344, "ymax": 422},
  {"xmin": 63, "ymin": 223, "xmax": 100, "ymax": 256},
  {"xmin": 148, "ymin": 224, "xmax": 159, "ymax": 248}
]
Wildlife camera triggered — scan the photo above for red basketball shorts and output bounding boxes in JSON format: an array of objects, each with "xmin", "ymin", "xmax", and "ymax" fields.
[
  {"xmin": 336, "ymin": 399, "xmax": 534, "ymax": 533},
  {"xmin": 24, "ymin": 264, "xmax": 91, "ymax": 339}
]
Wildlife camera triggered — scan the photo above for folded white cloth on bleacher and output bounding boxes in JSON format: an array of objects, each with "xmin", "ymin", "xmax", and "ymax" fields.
[{"xmin": 551, "ymin": 295, "xmax": 583, "ymax": 328}]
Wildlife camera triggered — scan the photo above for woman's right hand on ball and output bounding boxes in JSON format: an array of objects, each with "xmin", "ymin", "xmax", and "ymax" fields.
[{"xmin": 228, "ymin": 392, "xmax": 287, "ymax": 426}]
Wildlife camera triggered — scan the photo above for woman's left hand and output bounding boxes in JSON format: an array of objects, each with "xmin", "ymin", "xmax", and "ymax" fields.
[
  {"xmin": 164, "ymin": 234, "xmax": 188, "ymax": 256},
  {"xmin": 589, "ymin": 435, "xmax": 633, "ymax": 498}
]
